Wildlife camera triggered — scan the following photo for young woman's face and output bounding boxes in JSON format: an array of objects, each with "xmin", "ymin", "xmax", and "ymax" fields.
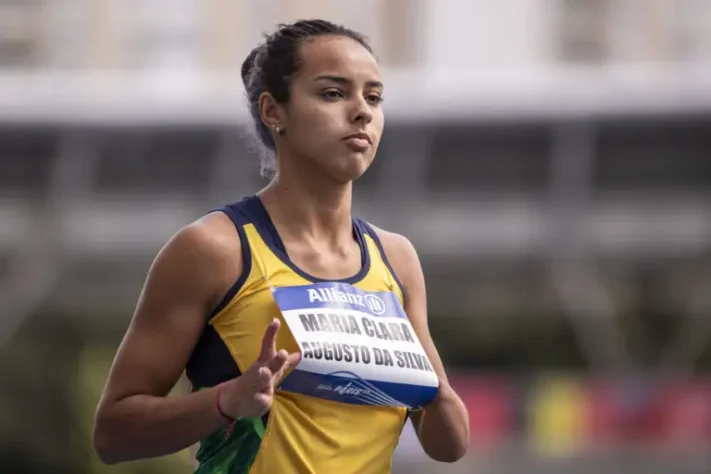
[{"xmin": 280, "ymin": 35, "xmax": 384, "ymax": 183}]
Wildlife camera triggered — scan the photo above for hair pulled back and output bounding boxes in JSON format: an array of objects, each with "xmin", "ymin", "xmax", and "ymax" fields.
[{"xmin": 240, "ymin": 19, "xmax": 372, "ymax": 177}]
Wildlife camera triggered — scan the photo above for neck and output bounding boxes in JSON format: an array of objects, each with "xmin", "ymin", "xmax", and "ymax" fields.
[{"xmin": 258, "ymin": 157, "xmax": 353, "ymax": 244}]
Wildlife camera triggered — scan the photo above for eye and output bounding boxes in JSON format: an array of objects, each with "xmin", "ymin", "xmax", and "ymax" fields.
[
  {"xmin": 321, "ymin": 89, "xmax": 344, "ymax": 100},
  {"xmin": 366, "ymin": 94, "xmax": 384, "ymax": 105}
]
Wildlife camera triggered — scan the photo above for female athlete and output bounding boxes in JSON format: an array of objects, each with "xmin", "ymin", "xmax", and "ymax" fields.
[{"xmin": 92, "ymin": 19, "xmax": 470, "ymax": 473}]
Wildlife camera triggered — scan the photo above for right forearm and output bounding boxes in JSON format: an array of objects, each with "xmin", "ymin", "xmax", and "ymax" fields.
[{"xmin": 93, "ymin": 385, "xmax": 228, "ymax": 464}]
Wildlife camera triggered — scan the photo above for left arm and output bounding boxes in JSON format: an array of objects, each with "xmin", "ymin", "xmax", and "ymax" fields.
[{"xmin": 375, "ymin": 229, "xmax": 470, "ymax": 462}]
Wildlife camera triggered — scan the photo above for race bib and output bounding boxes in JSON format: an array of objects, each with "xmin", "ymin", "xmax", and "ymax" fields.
[{"xmin": 273, "ymin": 282, "xmax": 440, "ymax": 409}]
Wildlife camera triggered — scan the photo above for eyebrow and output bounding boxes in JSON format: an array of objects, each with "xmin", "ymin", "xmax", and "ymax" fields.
[{"xmin": 313, "ymin": 75, "xmax": 383, "ymax": 89}]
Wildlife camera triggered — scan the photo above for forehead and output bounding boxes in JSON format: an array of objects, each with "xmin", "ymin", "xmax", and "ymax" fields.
[{"xmin": 296, "ymin": 35, "xmax": 381, "ymax": 83}]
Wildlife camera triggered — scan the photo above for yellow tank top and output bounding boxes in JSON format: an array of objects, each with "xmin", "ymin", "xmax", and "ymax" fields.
[{"xmin": 186, "ymin": 195, "xmax": 418, "ymax": 474}]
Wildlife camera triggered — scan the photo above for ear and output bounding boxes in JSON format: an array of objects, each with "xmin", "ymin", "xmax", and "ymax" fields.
[{"xmin": 258, "ymin": 92, "xmax": 285, "ymax": 131}]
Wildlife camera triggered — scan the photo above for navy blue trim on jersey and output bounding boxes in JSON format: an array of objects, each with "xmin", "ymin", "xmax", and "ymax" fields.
[
  {"xmin": 207, "ymin": 204, "xmax": 253, "ymax": 320},
  {"xmin": 245, "ymin": 195, "xmax": 371, "ymax": 285},
  {"xmin": 359, "ymin": 221, "xmax": 408, "ymax": 306},
  {"xmin": 186, "ymin": 202, "xmax": 254, "ymax": 390},
  {"xmin": 186, "ymin": 325, "xmax": 242, "ymax": 389}
]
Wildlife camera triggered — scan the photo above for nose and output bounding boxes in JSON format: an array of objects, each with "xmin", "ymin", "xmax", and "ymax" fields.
[{"xmin": 349, "ymin": 96, "xmax": 373, "ymax": 125}]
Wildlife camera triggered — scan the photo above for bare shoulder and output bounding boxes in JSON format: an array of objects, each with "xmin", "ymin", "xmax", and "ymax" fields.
[
  {"xmin": 163, "ymin": 211, "xmax": 240, "ymax": 268},
  {"xmin": 151, "ymin": 210, "xmax": 243, "ymax": 310},
  {"xmin": 187, "ymin": 211, "xmax": 242, "ymax": 257},
  {"xmin": 368, "ymin": 224, "xmax": 422, "ymax": 282}
]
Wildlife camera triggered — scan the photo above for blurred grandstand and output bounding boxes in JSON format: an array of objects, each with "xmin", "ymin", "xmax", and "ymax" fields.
[{"xmin": 1, "ymin": 1, "xmax": 711, "ymax": 473}]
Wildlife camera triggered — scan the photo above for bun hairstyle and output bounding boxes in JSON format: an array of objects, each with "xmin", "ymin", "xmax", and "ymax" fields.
[{"xmin": 240, "ymin": 19, "xmax": 372, "ymax": 177}]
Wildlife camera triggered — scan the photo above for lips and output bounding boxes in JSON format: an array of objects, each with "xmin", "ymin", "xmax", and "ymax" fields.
[
  {"xmin": 343, "ymin": 132, "xmax": 371, "ymax": 144},
  {"xmin": 343, "ymin": 132, "xmax": 372, "ymax": 152}
]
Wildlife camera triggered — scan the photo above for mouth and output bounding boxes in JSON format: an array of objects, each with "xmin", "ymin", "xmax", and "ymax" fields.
[
  {"xmin": 343, "ymin": 132, "xmax": 372, "ymax": 152},
  {"xmin": 343, "ymin": 132, "xmax": 372, "ymax": 145}
]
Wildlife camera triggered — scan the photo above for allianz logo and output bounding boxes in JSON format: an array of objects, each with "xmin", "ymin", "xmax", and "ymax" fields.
[{"xmin": 307, "ymin": 288, "xmax": 386, "ymax": 315}]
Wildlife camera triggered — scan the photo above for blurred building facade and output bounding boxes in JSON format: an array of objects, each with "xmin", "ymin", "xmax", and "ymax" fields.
[{"xmin": 1, "ymin": 2, "xmax": 711, "ymax": 473}]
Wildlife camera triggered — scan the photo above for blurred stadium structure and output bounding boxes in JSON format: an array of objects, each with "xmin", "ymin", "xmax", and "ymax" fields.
[{"xmin": 1, "ymin": 1, "xmax": 711, "ymax": 473}]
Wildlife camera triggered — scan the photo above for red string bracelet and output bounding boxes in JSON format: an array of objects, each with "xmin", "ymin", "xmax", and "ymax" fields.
[{"xmin": 216, "ymin": 383, "xmax": 235, "ymax": 439}]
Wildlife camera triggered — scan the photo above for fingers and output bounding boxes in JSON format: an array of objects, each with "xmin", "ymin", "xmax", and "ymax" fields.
[
  {"xmin": 274, "ymin": 352, "xmax": 302, "ymax": 382},
  {"xmin": 267, "ymin": 349, "xmax": 288, "ymax": 374},
  {"xmin": 257, "ymin": 318, "xmax": 280, "ymax": 362},
  {"xmin": 267, "ymin": 350, "xmax": 302, "ymax": 376},
  {"xmin": 250, "ymin": 349, "xmax": 301, "ymax": 400},
  {"xmin": 257, "ymin": 367, "xmax": 275, "ymax": 396},
  {"xmin": 286, "ymin": 351, "xmax": 302, "ymax": 367},
  {"xmin": 258, "ymin": 366, "xmax": 272, "ymax": 387}
]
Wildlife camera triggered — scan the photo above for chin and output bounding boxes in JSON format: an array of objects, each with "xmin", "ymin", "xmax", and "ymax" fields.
[{"xmin": 329, "ymin": 153, "xmax": 372, "ymax": 183}]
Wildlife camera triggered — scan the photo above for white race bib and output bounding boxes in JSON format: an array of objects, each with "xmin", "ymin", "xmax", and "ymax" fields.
[{"xmin": 274, "ymin": 282, "xmax": 440, "ymax": 409}]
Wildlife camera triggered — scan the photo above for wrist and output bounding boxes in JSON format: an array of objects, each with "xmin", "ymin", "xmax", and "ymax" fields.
[
  {"xmin": 215, "ymin": 382, "xmax": 240, "ymax": 439},
  {"xmin": 215, "ymin": 383, "xmax": 237, "ymax": 424}
]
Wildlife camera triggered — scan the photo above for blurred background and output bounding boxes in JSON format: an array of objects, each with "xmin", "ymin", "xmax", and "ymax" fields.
[{"xmin": 1, "ymin": 0, "xmax": 711, "ymax": 473}]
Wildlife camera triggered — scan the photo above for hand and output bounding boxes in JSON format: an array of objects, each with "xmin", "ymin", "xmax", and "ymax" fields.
[{"xmin": 218, "ymin": 318, "xmax": 301, "ymax": 418}]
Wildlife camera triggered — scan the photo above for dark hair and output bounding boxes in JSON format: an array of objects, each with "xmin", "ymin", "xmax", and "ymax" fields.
[{"xmin": 241, "ymin": 19, "xmax": 373, "ymax": 176}]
